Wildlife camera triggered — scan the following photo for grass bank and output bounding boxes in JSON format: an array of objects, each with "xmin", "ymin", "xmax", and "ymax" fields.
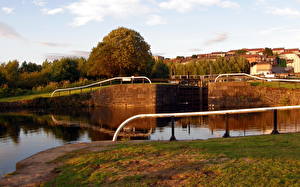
[
  {"xmin": 0, "ymin": 86, "xmax": 103, "ymax": 102},
  {"xmin": 250, "ymin": 81, "xmax": 300, "ymax": 89},
  {"xmin": 46, "ymin": 133, "xmax": 300, "ymax": 186}
]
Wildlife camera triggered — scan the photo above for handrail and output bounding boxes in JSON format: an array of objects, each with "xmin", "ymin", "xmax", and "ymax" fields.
[
  {"xmin": 112, "ymin": 105, "xmax": 300, "ymax": 141},
  {"xmin": 214, "ymin": 73, "xmax": 300, "ymax": 83},
  {"xmin": 51, "ymin": 76, "xmax": 151, "ymax": 97}
]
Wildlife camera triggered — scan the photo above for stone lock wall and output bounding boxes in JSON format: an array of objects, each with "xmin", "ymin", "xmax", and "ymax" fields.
[
  {"xmin": 90, "ymin": 84, "xmax": 206, "ymax": 109},
  {"xmin": 208, "ymin": 82, "xmax": 300, "ymax": 109}
]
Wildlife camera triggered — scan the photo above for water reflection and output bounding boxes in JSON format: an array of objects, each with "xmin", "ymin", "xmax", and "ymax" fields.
[{"xmin": 1, "ymin": 108, "xmax": 300, "ymax": 176}]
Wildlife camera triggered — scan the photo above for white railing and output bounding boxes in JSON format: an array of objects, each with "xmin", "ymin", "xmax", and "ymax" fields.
[
  {"xmin": 112, "ymin": 105, "xmax": 300, "ymax": 141},
  {"xmin": 51, "ymin": 76, "xmax": 151, "ymax": 97},
  {"xmin": 215, "ymin": 73, "xmax": 300, "ymax": 83}
]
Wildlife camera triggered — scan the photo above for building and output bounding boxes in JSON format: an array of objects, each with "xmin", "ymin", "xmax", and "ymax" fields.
[
  {"xmin": 246, "ymin": 48, "xmax": 264, "ymax": 55},
  {"xmin": 250, "ymin": 63, "xmax": 272, "ymax": 75},
  {"xmin": 242, "ymin": 54, "xmax": 262, "ymax": 64},
  {"xmin": 243, "ymin": 55, "xmax": 277, "ymax": 65},
  {"xmin": 284, "ymin": 48, "xmax": 300, "ymax": 54},
  {"xmin": 210, "ymin": 52, "xmax": 226, "ymax": 57},
  {"xmin": 280, "ymin": 52, "xmax": 300, "ymax": 73},
  {"xmin": 272, "ymin": 48, "xmax": 285, "ymax": 55},
  {"xmin": 153, "ymin": 55, "xmax": 165, "ymax": 61}
]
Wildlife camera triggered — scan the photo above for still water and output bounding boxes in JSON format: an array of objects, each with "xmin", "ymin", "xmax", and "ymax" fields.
[{"xmin": 1, "ymin": 107, "xmax": 300, "ymax": 176}]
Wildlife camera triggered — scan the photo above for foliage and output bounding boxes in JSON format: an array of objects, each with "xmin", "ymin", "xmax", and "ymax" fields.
[
  {"xmin": 176, "ymin": 56, "xmax": 184, "ymax": 59},
  {"xmin": 19, "ymin": 61, "xmax": 42, "ymax": 73},
  {"xmin": 45, "ymin": 134, "xmax": 300, "ymax": 186},
  {"xmin": 191, "ymin": 54, "xmax": 198, "ymax": 59},
  {"xmin": 0, "ymin": 71, "xmax": 6, "ymax": 86},
  {"xmin": 277, "ymin": 57, "xmax": 287, "ymax": 67},
  {"xmin": 263, "ymin": 47, "xmax": 274, "ymax": 56},
  {"xmin": 87, "ymin": 27, "xmax": 154, "ymax": 77},
  {"xmin": 235, "ymin": 49, "xmax": 247, "ymax": 55},
  {"xmin": 1, "ymin": 60, "xmax": 19, "ymax": 88},
  {"xmin": 168, "ymin": 56, "xmax": 250, "ymax": 75},
  {"xmin": 151, "ymin": 61, "xmax": 170, "ymax": 78},
  {"xmin": 50, "ymin": 58, "xmax": 80, "ymax": 82}
]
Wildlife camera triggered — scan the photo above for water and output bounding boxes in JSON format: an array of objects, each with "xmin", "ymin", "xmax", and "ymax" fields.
[{"xmin": 0, "ymin": 107, "xmax": 300, "ymax": 177}]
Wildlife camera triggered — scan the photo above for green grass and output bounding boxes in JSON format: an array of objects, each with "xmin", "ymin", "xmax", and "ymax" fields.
[
  {"xmin": 250, "ymin": 81, "xmax": 300, "ymax": 89},
  {"xmin": 0, "ymin": 86, "xmax": 104, "ymax": 103},
  {"xmin": 45, "ymin": 133, "xmax": 300, "ymax": 186}
]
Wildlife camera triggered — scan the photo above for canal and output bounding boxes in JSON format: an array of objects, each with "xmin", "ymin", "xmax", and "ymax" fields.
[{"xmin": 1, "ymin": 107, "xmax": 300, "ymax": 177}]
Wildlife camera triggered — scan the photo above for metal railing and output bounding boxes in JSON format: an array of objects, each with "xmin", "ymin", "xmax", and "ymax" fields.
[
  {"xmin": 215, "ymin": 73, "xmax": 300, "ymax": 83},
  {"xmin": 112, "ymin": 105, "xmax": 300, "ymax": 141},
  {"xmin": 51, "ymin": 76, "xmax": 151, "ymax": 97}
]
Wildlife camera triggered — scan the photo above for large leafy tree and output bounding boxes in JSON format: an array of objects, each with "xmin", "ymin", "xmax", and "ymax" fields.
[
  {"xmin": 151, "ymin": 61, "xmax": 170, "ymax": 78},
  {"xmin": 3, "ymin": 60, "xmax": 19, "ymax": 87},
  {"xmin": 263, "ymin": 48, "xmax": 273, "ymax": 56},
  {"xmin": 19, "ymin": 61, "xmax": 42, "ymax": 73},
  {"xmin": 50, "ymin": 58, "xmax": 80, "ymax": 82},
  {"xmin": 0, "ymin": 71, "xmax": 6, "ymax": 86},
  {"xmin": 88, "ymin": 27, "xmax": 154, "ymax": 77}
]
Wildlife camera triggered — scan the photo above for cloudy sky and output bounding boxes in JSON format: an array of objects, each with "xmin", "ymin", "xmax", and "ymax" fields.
[{"xmin": 1, "ymin": 0, "xmax": 300, "ymax": 63}]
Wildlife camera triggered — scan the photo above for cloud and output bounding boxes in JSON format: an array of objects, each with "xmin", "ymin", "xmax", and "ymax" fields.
[
  {"xmin": 38, "ymin": 41, "xmax": 70, "ymax": 47},
  {"xmin": 0, "ymin": 22, "xmax": 24, "ymax": 40},
  {"xmin": 146, "ymin": 15, "xmax": 166, "ymax": 26},
  {"xmin": 159, "ymin": 0, "xmax": 239, "ymax": 13},
  {"xmin": 66, "ymin": 0, "xmax": 150, "ymax": 26},
  {"xmin": 267, "ymin": 7, "xmax": 300, "ymax": 17},
  {"xmin": 204, "ymin": 33, "xmax": 228, "ymax": 45},
  {"xmin": 33, "ymin": 0, "xmax": 47, "ymax": 7},
  {"xmin": 45, "ymin": 50, "xmax": 90, "ymax": 60},
  {"xmin": 42, "ymin": 8, "xmax": 64, "ymax": 15},
  {"xmin": 2, "ymin": 7, "xmax": 14, "ymax": 14}
]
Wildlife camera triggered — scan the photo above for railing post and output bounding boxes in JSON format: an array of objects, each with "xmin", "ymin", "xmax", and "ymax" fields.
[
  {"xmin": 223, "ymin": 114, "xmax": 230, "ymax": 138},
  {"xmin": 170, "ymin": 117, "xmax": 176, "ymax": 141},
  {"xmin": 271, "ymin": 109, "xmax": 280, "ymax": 134}
]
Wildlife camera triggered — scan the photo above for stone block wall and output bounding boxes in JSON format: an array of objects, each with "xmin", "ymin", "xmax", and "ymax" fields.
[{"xmin": 208, "ymin": 82, "xmax": 300, "ymax": 109}]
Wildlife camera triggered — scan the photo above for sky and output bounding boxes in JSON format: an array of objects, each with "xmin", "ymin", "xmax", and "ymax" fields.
[{"xmin": 1, "ymin": 0, "xmax": 300, "ymax": 64}]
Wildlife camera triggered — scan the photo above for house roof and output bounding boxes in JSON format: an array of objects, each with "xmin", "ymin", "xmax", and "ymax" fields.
[
  {"xmin": 285, "ymin": 48, "xmax": 299, "ymax": 52},
  {"xmin": 246, "ymin": 48, "xmax": 264, "ymax": 51}
]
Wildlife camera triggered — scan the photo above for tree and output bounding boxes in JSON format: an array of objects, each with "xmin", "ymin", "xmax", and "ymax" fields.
[
  {"xmin": 151, "ymin": 61, "xmax": 170, "ymax": 78},
  {"xmin": 0, "ymin": 71, "xmax": 6, "ymax": 86},
  {"xmin": 19, "ymin": 61, "xmax": 42, "ymax": 73},
  {"xmin": 263, "ymin": 48, "xmax": 273, "ymax": 56},
  {"xmin": 3, "ymin": 60, "xmax": 19, "ymax": 87},
  {"xmin": 191, "ymin": 54, "xmax": 198, "ymax": 59},
  {"xmin": 236, "ymin": 49, "xmax": 247, "ymax": 55},
  {"xmin": 87, "ymin": 27, "xmax": 154, "ymax": 77},
  {"xmin": 277, "ymin": 57, "xmax": 287, "ymax": 67},
  {"xmin": 50, "ymin": 58, "xmax": 80, "ymax": 82}
]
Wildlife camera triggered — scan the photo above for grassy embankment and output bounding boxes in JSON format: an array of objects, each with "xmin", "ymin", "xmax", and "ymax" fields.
[
  {"xmin": 250, "ymin": 81, "xmax": 300, "ymax": 89},
  {"xmin": 0, "ymin": 86, "xmax": 104, "ymax": 103},
  {"xmin": 45, "ymin": 133, "xmax": 300, "ymax": 186}
]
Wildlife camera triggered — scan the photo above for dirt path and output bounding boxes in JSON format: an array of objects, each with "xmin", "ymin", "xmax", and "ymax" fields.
[{"xmin": 0, "ymin": 141, "xmax": 146, "ymax": 187}]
